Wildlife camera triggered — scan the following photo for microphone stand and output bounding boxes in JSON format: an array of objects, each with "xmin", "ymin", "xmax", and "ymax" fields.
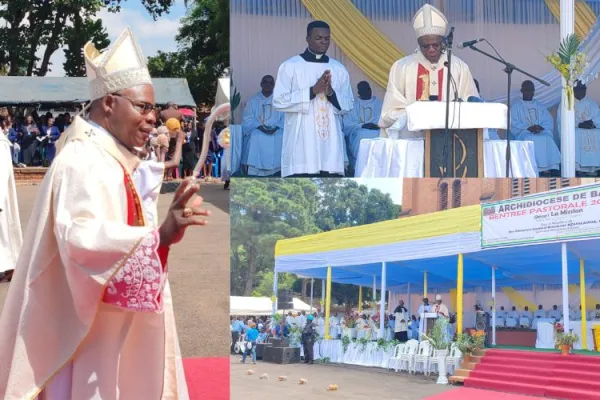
[
  {"xmin": 462, "ymin": 43, "xmax": 549, "ymax": 178},
  {"xmin": 443, "ymin": 28, "xmax": 455, "ymax": 178}
]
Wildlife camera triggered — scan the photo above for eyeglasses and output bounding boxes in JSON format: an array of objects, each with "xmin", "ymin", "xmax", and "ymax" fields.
[
  {"xmin": 111, "ymin": 93, "xmax": 156, "ymax": 115},
  {"xmin": 420, "ymin": 43, "xmax": 441, "ymax": 50}
]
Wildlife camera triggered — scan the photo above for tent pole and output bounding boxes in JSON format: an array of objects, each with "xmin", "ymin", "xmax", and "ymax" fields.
[
  {"xmin": 373, "ymin": 275, "xmax": 377, "ymax": 305},
  {"xmin": 580, "ymin": 259, "xmax": 587, "ymax": 350},
  {"xmin": 407, "ymin": 283, "xmax": 411, "ymax": 317},
  {"xmin": 321, "ymin": 279, "xmax": 325, "ymax": 314},
  {"xmin": 457, "ymin": 254, "xmax": 464, "ymax": 336},
  {"xmin": 560, "ymin": 0, "xmax": 576, "ymax": 177},
  {"xmin": 379, "ymin": 262, "xmax": 387, "ymax": 335},
  {"xmin": 358, "ymin": 286, "xmax": 363, "ymax": 313},
  {"xmin": 310, "ymin": 278, "xmax": 314, "ymax": 314},
  {"xmin": 562, "ymin": 243, "xmax": 570, "ymax": 333},
  {"xmin": 492, "ymin": 265, "xmax": 496, "ymax": 346},
  {"xmin": 424, "ymin": 271, "xmax": 428, "ymax": 298},
  {"xmin": 325, "ymin": 267, "xmax": 332, "ymax": 339},
  {"xmin": 272, "ymin": 272, "xmax": 278, "ymax": 317}
]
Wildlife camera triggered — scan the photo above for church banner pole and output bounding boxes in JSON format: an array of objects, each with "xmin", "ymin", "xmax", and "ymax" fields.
[{"xmin": 560, "ymin": 0, "xmax": 576, "ymax": 177}]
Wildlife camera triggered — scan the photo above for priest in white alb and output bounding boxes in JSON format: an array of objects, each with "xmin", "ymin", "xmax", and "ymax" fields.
[
  {"xmin": 0, "ymin": 27, "xmax": 209, "ymax": 400},
  {"xmin": 558, "ymin": 81, "xmax": 600, "ymax": 176},
  {"xmin": 242, "ymin": 74, "xmax": 284, "ymax": 176},
  {"xmin": 0, "ymin": 130, "xmax": 22, "ymax": 283},
  {"xmin": 379, "ymin": 4, "xmax": 478, "ymax": 139},
  {"xmin": 511, "ymin": 80, "xmax": 561, "ymax": 176},
  {"xmin": 343, "ymin": 81, "xmax": 382, "ymax": 170},
  {"xmin": 273, "ymin": 20, "xmax": 354, "ymax": 177}
]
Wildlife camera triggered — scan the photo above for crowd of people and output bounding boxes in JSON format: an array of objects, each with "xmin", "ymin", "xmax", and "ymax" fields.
[
  {"xmin": 237, "ymin": 4, "xmax": 600, "ymax": 178},
  {"xmin": 0, "ymin": 102, "xmax": 228, "ymax": 184},
  {"xmin": 494, "ymin": 303, "xmax": 600, "ymax": 329}
]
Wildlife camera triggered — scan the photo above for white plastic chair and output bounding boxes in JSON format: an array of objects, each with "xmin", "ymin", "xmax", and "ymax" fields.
[
  {"xmin": 445, "ymin": 343, "xmax": 462, "ymax": 375},
  {"xmin": 411, "ymin": 340, "xmax": 433, "ymax": 374},
  {"xmin": 387, "ymin": 343, "xmax": 405, "ymax": 371},
  {"xmin": 398, "ymin": 339, "xmax": 419, "ymax": 372}
]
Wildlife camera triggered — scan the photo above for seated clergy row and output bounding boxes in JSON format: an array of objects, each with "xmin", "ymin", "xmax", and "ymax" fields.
[
  {"xmin": 493, "ymin": 303, "xmax": 600, "ymax": 328},
  {"xmin": 241, "ymin": 75, "xmax": 600, "ymax": 178}
]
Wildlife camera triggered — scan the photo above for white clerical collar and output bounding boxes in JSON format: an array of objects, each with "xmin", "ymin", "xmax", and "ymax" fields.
[{"xmin": 307, "ymin": 48, "xmax": 324, "ymax": 60}]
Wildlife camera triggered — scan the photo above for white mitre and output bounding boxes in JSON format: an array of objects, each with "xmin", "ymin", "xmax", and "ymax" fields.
[
  {"xmin": 412, "ymin": 4, "xmax": 448, "ymax": 38},
  {"xmin": 84, "ymin": 26, "xmax": 152, "ymax": 101}
]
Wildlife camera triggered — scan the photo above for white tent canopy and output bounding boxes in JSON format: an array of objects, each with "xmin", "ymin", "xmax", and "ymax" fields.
[{"xmin": 230, "ymin": 296, "xmax": 312, "ymax": 316}]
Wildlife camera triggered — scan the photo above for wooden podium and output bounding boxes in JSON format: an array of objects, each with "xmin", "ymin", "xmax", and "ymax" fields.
[
  {"xmin": 420, "ymin": 312, "xmax": 438, "ymax": 338},
  {"xmin": 406, "ymin": 101, "xmax": 508, "ymax": 178}
]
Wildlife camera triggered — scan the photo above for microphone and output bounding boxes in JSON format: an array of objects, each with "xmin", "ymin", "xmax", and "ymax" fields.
[{"xmin": 457, "ymin": 38, "xmax": 484, "ymax": 49}]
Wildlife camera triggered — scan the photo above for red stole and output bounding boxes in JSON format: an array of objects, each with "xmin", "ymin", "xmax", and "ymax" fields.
[{"xmin": 416, "ymin": 64, "xmax": 444, "ymax": 101}]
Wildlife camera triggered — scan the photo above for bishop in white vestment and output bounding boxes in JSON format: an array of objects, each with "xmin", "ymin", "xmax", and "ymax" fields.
[
  {"xmin": 0, "ymin": 131, "xmax": 22, "ymax": 280},
  {"xmin": 273, "ymin": 21, "xmax": 354, "ymax": 177},
  {"xmin": 511, "ymin": 80, "xmax": 561, "ymax": 175},
  {"xmin": 343, "ymin": 81, "xmax": 382, "ymax": 169},
  {"xmin": 242, "ymin": 75, "xmax": 285, "ymax": 176},
  {"xmin": 379, "ymin": 4, "xmax": 478, "ymax": 139},
  {"xmin": 0, "ymin": 28, "xmax": 205, "ymax": 400},
  {"xmin": 557, "ymin": 81, "xmax": 600, "ymax": 174}
]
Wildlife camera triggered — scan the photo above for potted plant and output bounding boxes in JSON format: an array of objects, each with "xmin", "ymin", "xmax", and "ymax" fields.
[
  {"xmin": 556, "ymin": 331, "xmax": 579, "ymax": 356},
  {"xmin": 422, "ymin": 318, "xmax": 451, "ymax": 384},
  {"xmin": 454, "ymin": 333, "xmax": 474, "ymax": 363}
]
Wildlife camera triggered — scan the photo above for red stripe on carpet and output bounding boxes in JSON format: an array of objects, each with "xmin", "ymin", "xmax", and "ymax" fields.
[
  {"xmin": 424, "ymin": 387, "xmax": 541, "ymax": 399},
  {"xmin": 463, "ymin": 349, "xmax": 600, "ymax": 399},
  {"xmin": 183, "ymin": 357, "xmax": 229, "ymax": 400}
]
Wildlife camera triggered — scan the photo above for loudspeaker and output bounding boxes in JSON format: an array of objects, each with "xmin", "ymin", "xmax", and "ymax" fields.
[
  {"xmin": 255, "ymin": 343, "xmax": 272, "ymax": 360},
  {"xmin": 262, "ymin": 346, "xmax": 300, "ymax": 364},
  {"xmin": 268, "ymin": 338, "xmax": 289, "ymax": 348},
  {"xmin": 277, "ymin": 290, "xmax": 294, "ymax": 310}
]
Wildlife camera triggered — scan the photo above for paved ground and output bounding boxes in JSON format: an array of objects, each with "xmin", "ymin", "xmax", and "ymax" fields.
[
  {"xmin": 0, "ymin": 181, "xmax": 230, "ymax": 358},
  {"xmin": 230, "ymin": 355, "xmax": 454, "ymax": 400}
]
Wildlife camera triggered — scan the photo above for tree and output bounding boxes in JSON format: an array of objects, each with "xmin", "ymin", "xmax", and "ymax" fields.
[
  {"xmin": 230, "ymin": 178, "xmax": 320, "ymax": 296},
  {"xmin": 147, "ymin": 0, "xmax": 229, "ymax": 105},
  {"xmin": 63, "ymin": 16, "xmax": 110, "ymax": 76},
  {"xmin": 0, "ymin": 0, "xmax": 180, "ymax": 77}
]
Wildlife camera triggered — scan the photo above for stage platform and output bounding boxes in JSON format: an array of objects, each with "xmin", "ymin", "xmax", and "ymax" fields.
[
  {"xmin": 495, "ymin": 328, "xmax": 537, "ymax": 347},
  {"xmin": 463, "ymin": 348, "xmax": 600, "ymax": 399}
]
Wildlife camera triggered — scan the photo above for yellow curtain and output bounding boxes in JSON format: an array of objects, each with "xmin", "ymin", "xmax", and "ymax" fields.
[
  {"xmin": 502, "ymin": 287, "xmax": 537, "ymax": 310},
  {"xmin": 300, "ymin": 0, "xmax": 404, "ymax": 88},
  {"xmin": 544, "ymin": 0, "xmax": 598, "ymax": 39},
  {"xmin": 569, "ymin": 283, "xmax": 599, "ymax": 311}
]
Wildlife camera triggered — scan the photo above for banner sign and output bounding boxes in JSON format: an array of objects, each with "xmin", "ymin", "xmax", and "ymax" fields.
[{"xmin": 481, "ymin": 184, "xmax": 600, "ymax": 248}]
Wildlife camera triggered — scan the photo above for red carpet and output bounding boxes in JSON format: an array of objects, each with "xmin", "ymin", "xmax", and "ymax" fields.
[
  {"xmin": 183, "ymin": 357, "xmax": 229, "ymax": 400},
  {"xmin": 425, "ymin": 387, "xmax": 541, "ymax": 399},
  {"xmin": 464, "ymin": 349, "xmax": 600, "ymax": 399}
]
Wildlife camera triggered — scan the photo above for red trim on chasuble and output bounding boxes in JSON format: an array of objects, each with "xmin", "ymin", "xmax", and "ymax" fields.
[{"xmin": 416, "ymin": 64, "xmax": 445, "ymax": 101}]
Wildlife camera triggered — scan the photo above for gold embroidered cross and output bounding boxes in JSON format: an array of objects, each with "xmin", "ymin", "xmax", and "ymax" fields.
[{"xmin": 85, "ymin": 129, "xmax": 96, "ymax": 137}]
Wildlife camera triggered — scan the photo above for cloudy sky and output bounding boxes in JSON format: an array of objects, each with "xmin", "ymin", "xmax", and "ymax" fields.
[
  {"xmin": 351, "ymin": 178, "xmax": 403, "ymax": 205},
  {"xmin": 44, "ymin": 1, "xmax": 186, "ymax": 77}
]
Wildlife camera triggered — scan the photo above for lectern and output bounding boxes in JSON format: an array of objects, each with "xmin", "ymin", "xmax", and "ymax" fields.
[
  {"xmin": 420, "ymin": 312, "xmax": 439, "ymax": 339},
  {"xmin": 406, "ymin": 102, "xmax": 508, "ymax": 178}
]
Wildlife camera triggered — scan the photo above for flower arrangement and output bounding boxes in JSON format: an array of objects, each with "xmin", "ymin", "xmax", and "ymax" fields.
[
  {"xmin": 343, "ymin": 313, "xmax": 357, "ymax": 329},
  {"xmin": 371, "ymin": 313, "xmax": 380, "ymax": 325},
  {"xmin": 556, "ymin": 331, "xmax": 579, "ymax": 346},
  {"xmin": 546, "ymin": 34, "xmax": 587, "ymax": 110},
  {"xmin": 554, "ymin": 322, "xmax": 564, "ymax": 333}
]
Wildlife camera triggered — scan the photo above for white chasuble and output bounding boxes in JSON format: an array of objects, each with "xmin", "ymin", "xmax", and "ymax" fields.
[
  {"xmin": 511, "ymin": 99, "xmax": 561, "ymax": 172},
  {"xmin": 343, "ymin": 97, "xmax": 382, "ymax": 166},
  {"xmin": 379, "ymin": 51, "xmax": 478, "ymax": 139},
  {"xmin": 273, "ymin": 55, "xmax": 354, "ymax": 177},
  {"xmin": 0, "ymin": 134, "xmax": 22, "ymax": 273},
  {"xmin": 242, "ymin": 92, "xmax": 285, "ymax": 176},
  {"xmin": 0, "ymin": 117, "xmax": 188, "ymax": 400},
  {"xmin": 558, "ymin": 97, "xmax": 600, "ymax": 172}
]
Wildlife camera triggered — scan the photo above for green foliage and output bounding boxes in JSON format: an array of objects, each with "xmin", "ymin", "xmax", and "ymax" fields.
[
  {"xmin": 63, "ymin": 16, "xmax": 110, "ymax": 77},
  {"xmin": 341, "ymin": 335, "xmax": 351, "ymax": 353},
  {"xmin": 558, "ymin": 34, "xmax": 581, "ymax": 65},
  {"xmin": 454, "ymin": 333, "xmax": 473, "ymax": 355},
  {"xmin": 421, "ymin": 318, "xmax": 451, "ymax": 350},
  {"xmin": 556, "ymin": 331, "xmax": 579, "ymax": 346},
  {"xmin": 231, "ymin": 178, "xmax": 401, "ymax": 299},
  {"xmin": 148, "ymin": 0, "xmax": 229, "ymax": 106}
]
